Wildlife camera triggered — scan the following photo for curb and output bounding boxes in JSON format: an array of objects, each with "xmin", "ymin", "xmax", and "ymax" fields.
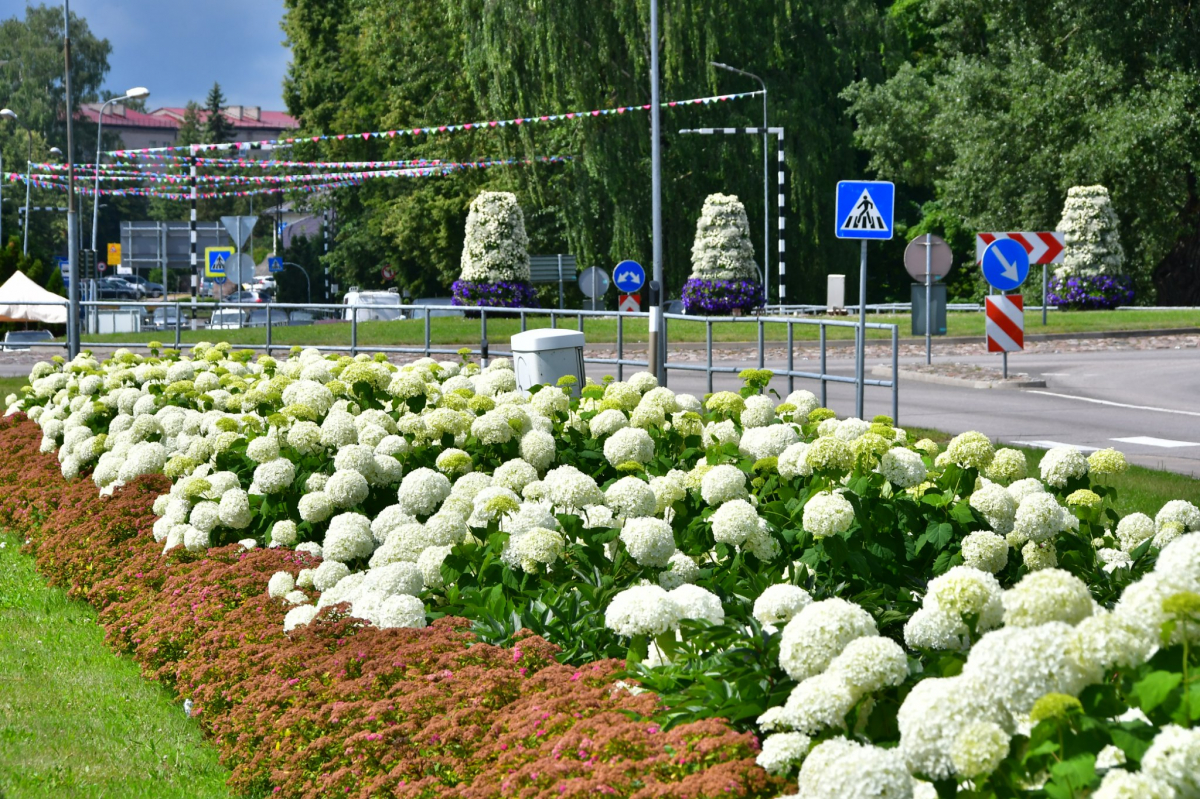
[{"xmin": 870, "ymin": 365, "xmax": 1046, "ymax": 391}]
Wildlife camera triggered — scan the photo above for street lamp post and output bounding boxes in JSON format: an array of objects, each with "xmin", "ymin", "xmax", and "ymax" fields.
[
  {"xmin": 92, "ymin": 87, "xmax": 149, "ymax": 258},
  {"xmin": 0, "ymin": 108, "xmax": 35, "ymax": 255},
  {"xmin": 281, "ymin": 262, "xmax": 311, "ymax": 304},
  {"xmin": 710, "ymin": 62, "xmax": 769, "ymax": 307}
]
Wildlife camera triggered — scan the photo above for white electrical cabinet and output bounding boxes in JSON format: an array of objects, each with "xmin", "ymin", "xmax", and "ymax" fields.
[{"xmin": 510, "ymin": 328, "xmax": 585, "ymax": 394}]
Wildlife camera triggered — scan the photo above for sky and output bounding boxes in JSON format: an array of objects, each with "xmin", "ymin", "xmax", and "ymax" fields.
[{"xmin": 70, "ymin": 0, "xmax": 291, "ymax": 110}]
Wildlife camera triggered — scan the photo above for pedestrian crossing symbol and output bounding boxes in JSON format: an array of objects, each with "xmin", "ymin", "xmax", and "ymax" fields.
[
  {"xmin": 204, "ymin": 246, "xmax": 234, "ymax": 278},
  {"xmin": 835, "ymin": 180, "xmax": 895, "ymax": 240}
]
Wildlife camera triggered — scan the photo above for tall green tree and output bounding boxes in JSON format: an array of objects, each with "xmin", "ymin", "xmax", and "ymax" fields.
[{"xmin": 204, "ymin": 82, "xmax": 233, "ymax": 144}]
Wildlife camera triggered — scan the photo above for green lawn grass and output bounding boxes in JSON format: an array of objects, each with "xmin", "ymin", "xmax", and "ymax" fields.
[
  {"xmin": 71, "ymin": 308, "xmax": 1200, "ymax": 349},
  {"xmin": 0, "ymin": 377, "xmax": 29, "ymax": 400},
  {"xmin": 908, "ymin": 427, "xmax": 1200, "ymax": 519},
  {"xmin": 0, "ymin": 530, "xmax": 232, "ymax": 799}
]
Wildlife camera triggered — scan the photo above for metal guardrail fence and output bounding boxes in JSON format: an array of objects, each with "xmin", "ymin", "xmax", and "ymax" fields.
[{"xmin": 9, "ymin": 299, "xmax": 900, "ymax": 423}]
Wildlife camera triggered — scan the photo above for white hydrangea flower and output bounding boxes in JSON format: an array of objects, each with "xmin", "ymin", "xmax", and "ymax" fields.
[
  {"xmin": 702, "ymin": 419, "xmax": 741, "ymax": 449},
  {"xmin": 605, "ymin": 584, "xmax": 680, "ymax": 636},
  {"xmin": 969, "ymin": 483, "xmax": 1018, "ymax": 535},
  {"xmin": 898, "ymin": 674, "xmax": 1008, "ymax": 779},
  {"xmin": 1040, "ymin": 445, "xmax": 1089, "ymax": 488},
  {"xmin": 756, "ymin": 732, "xmax": 812, "ymax": 776},
  {"xmin": 1116, "ymin": 512, "xmax": 1156, "ymax": 552},
  {"xmin": 325, "ymin": 469, "xmax": 369, "ymax": 508},
  {"xmin": 738, "ymin": 424, "xmax": 798, "ymax": 462},
  {"xmin": 781, "ymin": 673, "xmax": 859, "ymax": 734},
  {"xmin": 1156, "ymin": 533, "xmax": 1200, "ymax": 589},
  {"xmin": 396, "ymin": 468, "xmax": 452, "ymax": 516},
  {"xmin": 700, "ymin": 464, "xmax": 748, "ymax": 506},
  {"xmin": 360, "ymin": 561, "xmax": 424, "ymax": 597},
  {"xmin": 1021, "ymin": 540, "xmax": 1058, "ymax": 571},
  {"xmin": 827, "ymin": 636, "xmax": 908, "ymax": 694},
  {"xmin": 602, "ymin": 426, "xmax": 654, "ymax": 467},
  {"xmin": 589, "ymin": 409, "xmax": 629, "ymax": 438},
  {"xmin": 962, "ymin": 622, "xmax": 1090, "ymax": 717},
  {"xmin": 777, "ymin": 442, "xmax": 812, "ymax": 481},
  {"xmin": 1140, "ymin": 725, "xmax": 1200, "ymax": 799},
  {"xmin": 778, "ymin": 598, "xmax": 878, "ymax": 681},
  {"xmin": 218, "ymin": 489, "xmax": 252, "ymax": 529},
  {"xmin": 519, "ymin": 429, "xmax": 556, "ymax": 472},
  {"xmin": 246, "ymin": 436, "xmax": 280, "ymax": 463},
  {"xmin": 270, "ymin": 520, "xmax": 298, "ymax": 547},
  {"xmin": 1068, "ymin": 610, "xmax": 1152, "ymax": 683},
  {"xmin": 284, "ymin": 604, "xmax": 319, "ymax": 632},
  {"xmin": 268, "ymin": 571, "xmax": 295, "ymax": 599},
  {"xmin": 949, "ymin": 721, "xmax": 1011, "ymax": 779},
  {"xmin": 1011, "ymin": 493, "xmax": 1068, "ymax": 545},
  {"xmin": 880, "ymin": 448, "xmax": 927, "ymax": 488},
  {"xmin": 1156, "ymin": 500, "xmax": 1200, "ymax": 534},
  {"xmin": 926, "ymin": 566, "xmax": 1004, "ymax": 630},
  {"xmin": 657, "ymin": 552, "xmax": 699, "ymax": 590},
  {"xmin": 753, "ymin": 584, "xmax": 813, "ymax": 628},
  {"xmin": 312, "ymin": 560, "xmax": 351, "ymax": 592},
  {"xmin": 961, "ymin": 531, "xmax": 1009, "ymax": 573},
  {"xmin": 709, "ymin": 499, "xmax": 761, "ymax": 547},
  {"xmin": 509, "ymin": 526, "xmax": 565, "ymax": 572},
  {"xmin": 619, "ymin": 517, "xmax": 677, "ymax": 568},
  {"xmin": 802, "ymin": 492, "xmax": 855, "ymax": 539},
  {"xmin": 797, "ymin": 738, "xmax": 912, "ymax": 799},
  {"xmin": 945, "ymin": 431, "xmax": 995, "ymax": 470},
  {"xmin": 322, "ymin": 512, "xmax": 375, "ymax": 562},
  {"xmin": 253, "ymin": 459, "xmax": 295, "ymax": 494},
  {"xmin": 741, "ymin": 395, "xmax": 776, "ymax": 428},
  {"xmin": 373, "ymin": 594, "xmax": 427, "ymax": 629},
  {"xmin": 182, "ymin": 525, "xmax": 209, "ymax": 552},
  {"xmin": 985, "ymin": 448, "xmax": 1027, "ymax": 484},
  {"xmin": 605, "ymin": 476, "xmax": 657, "ymax": 519},
  {"xmin": 1000, "ymin": 567, "xmax": 1094, "ymax": 628},
  {"xmin": 904, "ymin": 605, "xmax": 971, "ymax": 651},
  {"xmin": 1091, "ymin": 769, "xmax": 1177, "ymax": 799},
  {"xmin": 669, "ymin": 584, "xmax": 724, "ymax": 625},
  {"xmin": 544, "ymin": 465, "xmax": 604, "ymax": 512},
  {"xmin": 649, "ymin": 472, "xmax": 687, "ymax": 516},
  {"xmin": 492, "ymin": 459, "xmax": 538, "ymax": 493},
  {"xmin": 298, "ymin": 491, "xmax": 333, "ymax": 523}
]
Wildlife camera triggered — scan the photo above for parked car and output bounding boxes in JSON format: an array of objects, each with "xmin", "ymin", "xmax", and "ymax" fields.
[
  {"xmin": 342, "ymin": 288, "xmax": 404, "ymax": 321},
  {"xmin": 105, "ymin": 276, "xmax": 146, "ymax": 298},
  {"xmin": 408, "ymin": 297, "xmax": 461, "ymax": 321},
  {"xmin": 120, "ymin": 274, "xmax": 165, "ymax": 298},
  {"xmin": 224, "ymin": 290, "xmax": 270, "ymax": 304},
  {"xmin": 207, "ymin": 308, "xmax": 249, "ymax": 330},
  {"xmin": 95, "ymin": 278, "xmax": 138, "ymax": 300},
  {"xmin": 1, "ymin": 329, "xmax": 56, "ymax": 351},
  {"xmin": 250, "ymin": 275, "xmax": 277, "ymax": 292},
  {"xmin": 665, "ymin": 299, "xmax": 686, "ymax": 315},
  {"xmin": 143, "ymin": 306, "xmax": 185, "ymax": 331}
]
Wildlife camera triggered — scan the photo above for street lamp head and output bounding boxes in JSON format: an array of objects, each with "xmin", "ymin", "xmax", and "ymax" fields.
[
  {"xmin": 709, "ymin": 61, "xmax": 730, "ymax": 70},
  {"xmin": 124, "ymin": 86, "xmax": 150, "ymax": 100},
  {"xmin": 49, "ymin": 147, "xmax": 63, "ymax": 157},
  {"xmin": 0, "ymin": 108, "xmax": 16, "ymax": 121}
]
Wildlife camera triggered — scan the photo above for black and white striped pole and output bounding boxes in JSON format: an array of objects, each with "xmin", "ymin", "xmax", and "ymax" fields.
[
  {"xmin": 679, "ymin": 126, "xmax": 785, "ymax": 308},
  {"xmin": 189, "ymin": 146, "xmax": 198, "ymax": 326}
]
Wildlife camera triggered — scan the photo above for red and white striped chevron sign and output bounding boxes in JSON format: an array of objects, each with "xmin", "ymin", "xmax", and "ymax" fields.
[
  {"xmin": 986, "ymin": 295, "xmax": 1024, "ymax": 352},
  {"xmin": 974, "ymin": 232, "xmax": 1065, "ymax": 264}
]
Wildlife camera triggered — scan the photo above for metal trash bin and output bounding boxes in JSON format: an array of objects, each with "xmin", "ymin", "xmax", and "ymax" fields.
[{"xmin": 510, "ymin": 328, "xmax": 585, "ymax": 394}]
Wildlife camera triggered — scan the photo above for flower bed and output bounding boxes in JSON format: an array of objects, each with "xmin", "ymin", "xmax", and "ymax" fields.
[
  {"xmin": 7, "ymin": 346, "xmax": 1200, "ymax": 799},
  {"xmin": 1047, "ymin": 274, "xmax": 1135, "ymax": 310},
  {"xmin": 681, "ymin": 278, "xmax": 763, "ymax": 315},
  {"xmin": 451, "ymin": 279, "xmax": 539, "ymax": 308}
]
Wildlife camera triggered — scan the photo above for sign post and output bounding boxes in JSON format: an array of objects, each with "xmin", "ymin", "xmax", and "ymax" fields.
[
  {"xmin": 578, "ymin": 267, "xmax": 610, "ymax": 312},
  {"xmin": 980, "ymin": 239, "xmax": 1031, "ymax": 378},
  {"xmin": 835, "ymin": 180, "xmax": 895, "ymax": 418},
  {"xmin": 903, "ymin": 234, "xmax": 953, "ymax": 365}
]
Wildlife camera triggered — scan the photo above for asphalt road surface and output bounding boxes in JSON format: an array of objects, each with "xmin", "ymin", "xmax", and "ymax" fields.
[{"xmin": 624, "ymin": 347, "xmax": 1200, "ymax": 478}]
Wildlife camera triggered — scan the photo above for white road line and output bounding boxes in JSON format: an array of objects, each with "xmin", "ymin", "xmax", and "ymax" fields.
[
  {"xmin": 1039, "ymin": 372, "xmax": 1070, "ymax": 376},
  {"xmin": 1011, "ymin": 440, "xmax": 1101, "ymax": 452},
  {"xmin": 1111, "ymin": 436, "xmax": 1200, "ymax": 449},
  {"xmin": 1026, "ymin": 390, "xmax": 1200, "ymax": 418}
]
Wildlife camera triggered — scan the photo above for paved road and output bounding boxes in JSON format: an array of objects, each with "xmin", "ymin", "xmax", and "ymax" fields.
[{"xmin": 625, "ymin": 347, "xmax": 1200, "ymax": 478}]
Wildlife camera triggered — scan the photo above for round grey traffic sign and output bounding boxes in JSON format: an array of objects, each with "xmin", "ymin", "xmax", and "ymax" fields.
[
  {"xmin": 578, "ymin": 267, "xmax": 610, "ymax": 298},
  {"xmin": 904, "ymin": 234, "xmax": 954, "ymax": 282}
]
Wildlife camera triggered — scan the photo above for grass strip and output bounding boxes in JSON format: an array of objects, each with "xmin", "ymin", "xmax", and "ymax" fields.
[
  {"xmin": 0, "ymin": 530, "xmax": 232, "ymax": 799},
  {"xmin": 72, "ymin": 308, "xmax": 1200, "ymax": 348}
]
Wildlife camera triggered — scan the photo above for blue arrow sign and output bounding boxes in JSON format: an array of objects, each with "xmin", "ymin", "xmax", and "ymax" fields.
[
  {"xmin": 214, "ymin": 276, "xmax": 227, "ymax": 285},
  {"xmin": 835, "ymin": 181, "xmax": 895, "ymax": 240},
  {"xmin": 612, "ymin": 260, "xmax": 645, "ymax": 293},
  {"xmin": 981, "ymin": 239, "xmax": 1030, "ymax": 292},
  {"xmin": 268, "ymin": 256, "xmax": 284, "ymax": 273}
]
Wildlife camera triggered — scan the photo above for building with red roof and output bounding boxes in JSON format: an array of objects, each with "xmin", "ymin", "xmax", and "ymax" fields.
[{"xmin": 78, "ymin": 104, "xmax": 299, "ymax": 150}]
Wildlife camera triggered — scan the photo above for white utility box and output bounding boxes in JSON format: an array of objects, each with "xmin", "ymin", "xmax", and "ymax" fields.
[
  {"xmin": 510, "ymin": 328, "xmax": 585, "ymax": 394},
  {"xmin": 827, "ymin": 274, "xmax": 846, "ymax": 312}
]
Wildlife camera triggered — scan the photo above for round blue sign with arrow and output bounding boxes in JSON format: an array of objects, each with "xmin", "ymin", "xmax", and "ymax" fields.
[
  {"xmin": 612, "ymin": 260, "xmax": 646, "ymax": 293},
  {"xmin": 981, "ymin": 239, "xmax": 1030, "ymax": 292}
]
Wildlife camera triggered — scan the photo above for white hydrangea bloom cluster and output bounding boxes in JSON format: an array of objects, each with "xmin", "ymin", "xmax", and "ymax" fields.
[{"xmin": 459, "ymin": 191, "xmax": 531, "ymax": 283}]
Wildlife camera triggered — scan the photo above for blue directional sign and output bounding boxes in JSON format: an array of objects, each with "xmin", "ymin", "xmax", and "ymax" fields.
[
  {"xmin": 612, "ymin": 260, "xmax": 645, "ymax": 293},
  {"xmin": 835, "ymin": 181, "xmax": 895, "ymax": 240},
  {"xmin": 268, "ymin": 256, "xmax": 284, "ymax": 273},
  {"xmin": 214, "ymin": 276, "xmax": 227, "ymax": 285},
  {"xmin": 981, "ymin": 239, "xmax": 1030, "ymax": 292}
]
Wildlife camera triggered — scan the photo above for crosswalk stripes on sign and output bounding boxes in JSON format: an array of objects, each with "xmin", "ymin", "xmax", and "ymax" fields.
[
  {"xmin": 840, "ymin": 189, "xmax": 888, "ymax": 232},
  {"xmin": 986, "ymin": 294, "xmax": 1024, "ymax": 352}
]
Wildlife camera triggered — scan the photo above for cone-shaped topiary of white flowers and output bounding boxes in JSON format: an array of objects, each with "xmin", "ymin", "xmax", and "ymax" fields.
[
  {"xmin": 1057, "ymin": 185, "xmax": 1124, "ymax": 278},
  {"xmin": 683, "ymin": 193, "xmax": 762, "ymax": 314},
  {"xmin": 453, "ymin": 191, "xmax": 537, "ymax": 308}
]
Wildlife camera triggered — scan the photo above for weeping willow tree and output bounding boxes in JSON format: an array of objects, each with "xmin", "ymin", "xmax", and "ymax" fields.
[{"xmin": 283, "ymin": 0, "xmax": 887, "ymax": 302}]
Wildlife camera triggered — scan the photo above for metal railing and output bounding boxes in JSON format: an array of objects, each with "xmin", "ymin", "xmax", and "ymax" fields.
[{"xmin": 9, "ymin": 298, "xmax": 900, "ymax": 422}]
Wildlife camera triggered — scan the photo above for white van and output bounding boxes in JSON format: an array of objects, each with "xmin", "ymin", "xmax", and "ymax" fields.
[{"xmin": 342, "ymin": 287, "xmax": 404, "ymax": 322}]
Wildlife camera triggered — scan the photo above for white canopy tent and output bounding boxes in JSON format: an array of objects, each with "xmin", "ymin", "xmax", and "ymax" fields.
[{"xmin": 0, "ymin": 271, "xmax": 67, "ymax": 324}]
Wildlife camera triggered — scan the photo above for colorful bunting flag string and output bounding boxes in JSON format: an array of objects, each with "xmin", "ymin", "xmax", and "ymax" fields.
[{"xmin": 104, "ymin": 89, "xmax": 764, "ymax": 157}]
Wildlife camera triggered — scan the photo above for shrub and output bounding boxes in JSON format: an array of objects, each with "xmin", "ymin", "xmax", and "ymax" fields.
[{"xmin": 1047, "ymin": 274, "xmax": 1135, "ymax": 309}]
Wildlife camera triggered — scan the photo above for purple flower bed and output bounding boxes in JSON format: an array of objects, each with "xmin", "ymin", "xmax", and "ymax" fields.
[
  {"xmin": 1047, "ymin": 274, "xmax": 1134, "ymax": 310},
  {"xmin": 681, "ymin": 278, "xmax": 763, "ymax": 315},
  {"xmin": 451, "ymin": 280, "xmax": 539, "ymax": 308}
]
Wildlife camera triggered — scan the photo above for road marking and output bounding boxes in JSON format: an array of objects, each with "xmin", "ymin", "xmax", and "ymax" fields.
[
  {"xmin": 1026, "ymin": 390, "xmax": 1200, "ymax": 418},
  {"xmin": 1011, "ymin": 440, "xmax": 1101, "ymax": 452},
  {"xmin": 1039, "ymin": 372, "xmax": 1070, "ymax": 376},
  {"xmin": 1111, "ymin": 436, "xmax": 1200, "ymax": 449}
]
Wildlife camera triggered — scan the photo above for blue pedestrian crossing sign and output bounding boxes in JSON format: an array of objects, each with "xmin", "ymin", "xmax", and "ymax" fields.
[
  {"xmin": 268, "ymin": 256, "xmax": 284, "ymax": 273},
  {"xmin": 205, "ymin": 246, "xmax": 234, "ymax": 278},
  {"xmin": 981, "ymin": 238, "xmax": 1030, "ymax": 292},
  {"xmin": 835, "ymin": 181, "xmax": 895, "ymax": 240},
  {"xmin": 612, "ymin": 260, "xmax": 645, "ymax": 293}
]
